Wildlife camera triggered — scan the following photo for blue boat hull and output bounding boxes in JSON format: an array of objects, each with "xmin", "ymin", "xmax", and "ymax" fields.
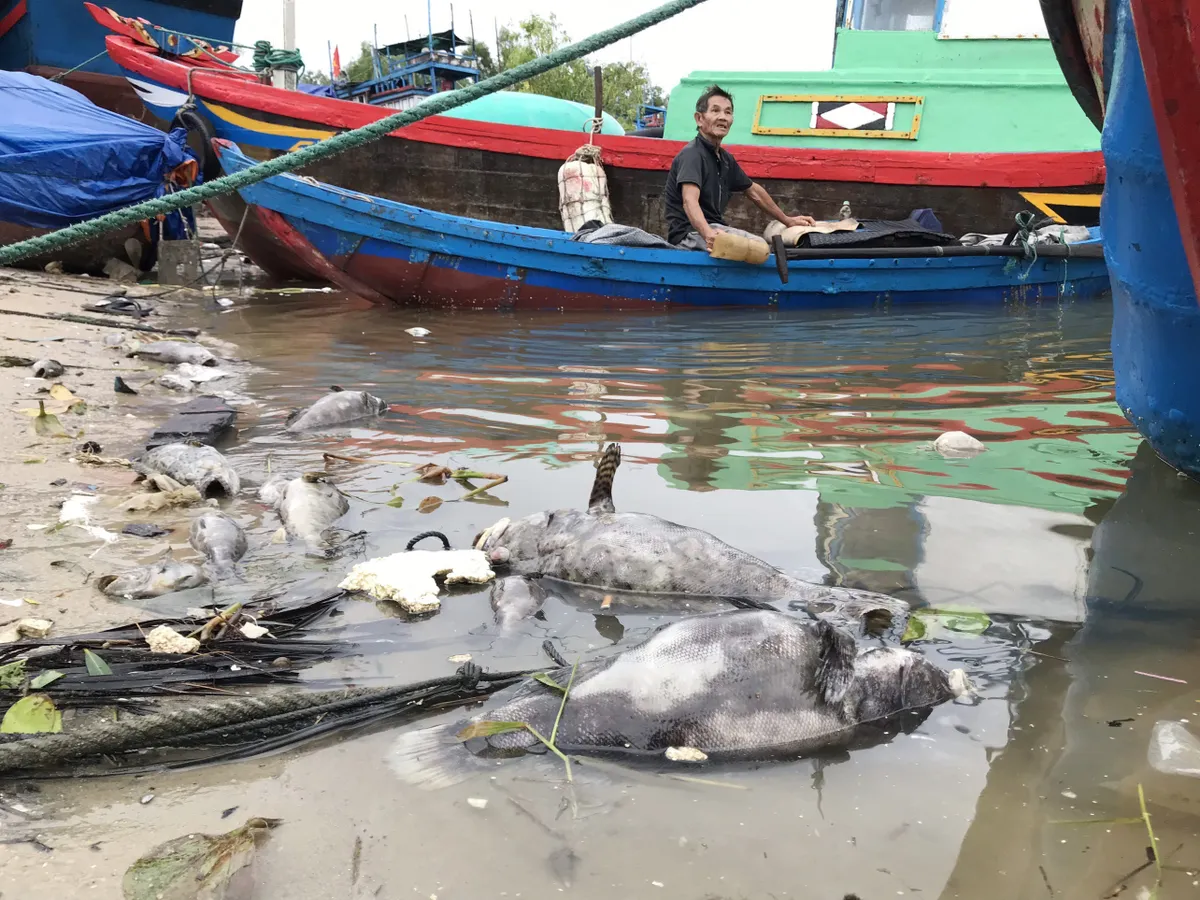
[
  {"xmin": 215, "ymin": 142, "xmax": 1110, "ymax": 311},
  {"xmin": 1102, "ymin": 1, "xmax": 1200, "ymax": 476}
]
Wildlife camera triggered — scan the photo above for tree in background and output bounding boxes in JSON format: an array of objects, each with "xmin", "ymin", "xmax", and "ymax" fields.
[
  {"xmin": 495, "ymin": 14, "xmax": 663, "ymax": 129},
  {"xmin": 466, "ymin": 39, "xmax": 497, "ymax": 79},
  {"xmin": 299, "ymin": 69, "xmax": 330, "ymax": 85},
  {"xmin": 345, "ymin": 41, "xmax": 376, "ymax": 83}
]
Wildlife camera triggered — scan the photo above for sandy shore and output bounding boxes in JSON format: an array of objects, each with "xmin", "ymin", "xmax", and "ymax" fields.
[{"xmin": 0, "ymin": 265, "xmax": 243, "ymax": 637}]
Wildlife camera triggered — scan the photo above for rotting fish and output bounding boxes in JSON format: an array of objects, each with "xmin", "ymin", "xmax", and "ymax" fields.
[
  {"xmin": 257, "ymin": 472, "xmax": 297, "ymax": 509},
  {"xmin": 131, "ymin": 341, "xmax": 217, "ymax": 367},
  {"xmin": 284, "ymin": 386, "xmax": 389, "ymax": 433},
  {"xmin": 475, "ymin": 443, "xmax": 908, "ymax": 626},
  {"xmin": 188, "ymin": 512, "xmax": 248, "ymax": 578},
  {"xmin": 133, "ymin": 443, "xmax": 241, "ymax": 498},
  {"xmin": 389, "ymin": 609, "xmax": 970, "ymax": 788},
  {"xmin": 97, "ymin": 561, "xmax": 207, "ymax": 599},
  {"xmin": 277, "ymin": 472, "xmax": 350, "ymax": 552}
]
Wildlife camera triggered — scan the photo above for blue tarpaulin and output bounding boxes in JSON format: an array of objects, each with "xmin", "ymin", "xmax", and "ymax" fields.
[
  {"xmin": 298, "ymin": 82, "xmax": 335, "ymax": 98},
  {"xmin": 0, "ymin": 71, "xmax": 196, "ymax": 230}
]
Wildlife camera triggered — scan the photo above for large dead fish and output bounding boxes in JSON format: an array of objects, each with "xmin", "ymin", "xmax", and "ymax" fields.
[
  {"xmin": 390, "ymin": 609, "xmax": 969, "ymax": 788},
  {"xmin": 188, "ymin": 512, "xmax": 247, "ymax": 578},
  {"xmin": 131, "ymin": 341, "xmax": 217, "ymax": 367},
  {"xmin": 476, "ymin": 443, "xmax": 907, "ymax": 623},
  {"xmin": 133, "ymin": 443, "xmax": 240, "ymax": 498},
  {"xmin": 97, "ymin": 561, "xmax": 207, "ymax": 599},
  {"xmin": 277, "ymin": 473, "xmax": 349, "ymax": 551},
  {"xmin": 284, "ymin": 386, "xmax": 389, "ymax": 433}
]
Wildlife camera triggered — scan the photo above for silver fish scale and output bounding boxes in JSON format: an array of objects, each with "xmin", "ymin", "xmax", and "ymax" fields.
[{"xmin": 469, "ymin": 610, "xmax": 949, "ymax": 759}]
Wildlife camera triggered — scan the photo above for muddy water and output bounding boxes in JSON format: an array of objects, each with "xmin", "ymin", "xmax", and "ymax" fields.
[{"xmin": 6, "ymin": 294, "xmax": 1200, "ymax": 900}]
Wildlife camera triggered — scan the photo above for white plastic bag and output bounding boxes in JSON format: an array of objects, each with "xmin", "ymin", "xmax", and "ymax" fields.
[
  {"xmin": 1148, "ymin": 720, "xmax": 1200, "ymax": 778},
  {"xmin": 558, "ymin": 145, "xmax": 612, "ymax": 233}
]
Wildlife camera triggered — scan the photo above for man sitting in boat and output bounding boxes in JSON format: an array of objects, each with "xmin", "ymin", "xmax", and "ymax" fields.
[{"xmin": 665, "ymin": 85, "xmax": 815, "ymax": 251}]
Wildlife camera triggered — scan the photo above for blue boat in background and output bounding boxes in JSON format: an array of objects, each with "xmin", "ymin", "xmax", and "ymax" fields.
[
  {"xmin": 0, "ymin": 70, "xmax": 199, "ymax": 272},
  {"xmin": 1043, "ymin": 0, "xmax": 1200, "ymax": 477},
  {"xmin": 214, "ymin": 140, "xmax": 1109, "ymax": 310}
]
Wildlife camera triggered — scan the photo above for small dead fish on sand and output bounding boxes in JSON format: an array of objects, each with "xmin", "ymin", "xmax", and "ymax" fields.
[
  {"xmin": 284, "ymin": 386, "xmax": 388, "ymax": 433},
  {"xmin": 98, "ymin": 561, "xmax": 207, "ymax": 599},
  {"xmin": 131, "ymin": 341, "xmax": 217, "ymax": 367},
  {"xmin": 133, "ymin": 443, "xmax": 240, "ymax": 498},
  {"xmin": 189, "ymin": 512, "xmax": 248, "ymax": 578},
  {"xmin": 277, "ymin": 473, "xmax": 349, "ymax": 552},
  {"xmin": 390, "ymin": 609, "xmax": 970, "ymax": 788}
]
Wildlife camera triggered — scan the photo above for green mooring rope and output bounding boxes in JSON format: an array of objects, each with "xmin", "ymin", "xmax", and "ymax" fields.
[
  {"xmin": 252, "ymin": 39, "xmax": 304, "ymax": 73},
  {"xmin": 0, "ymin": 0, "xmax": 707, "ymax": 266}
]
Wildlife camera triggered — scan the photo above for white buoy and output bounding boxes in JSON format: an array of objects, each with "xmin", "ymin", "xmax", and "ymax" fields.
[{"xmin": 933, "ymin": 431, "xmax": 986, "ymax": 456}]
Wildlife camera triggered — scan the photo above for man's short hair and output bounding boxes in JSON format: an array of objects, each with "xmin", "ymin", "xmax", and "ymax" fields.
[{"xmin": 695, "ymin": 84, "xmax": 734, "ymax": 115}]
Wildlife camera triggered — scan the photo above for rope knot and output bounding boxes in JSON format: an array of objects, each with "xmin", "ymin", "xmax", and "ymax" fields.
[{"xmin": 456, "ymin": 661, "xmax": 483, "ymax": 689}]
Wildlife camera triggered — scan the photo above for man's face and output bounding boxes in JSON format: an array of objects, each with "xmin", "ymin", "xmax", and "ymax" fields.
[{"xmin": 695, "ymin": 95, "xmax": 733, "ymax": 142}]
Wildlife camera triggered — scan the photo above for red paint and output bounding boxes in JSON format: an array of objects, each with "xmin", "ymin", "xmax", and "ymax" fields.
[
  {"xmin": 0, "ymin": 0, "xmax": 27, "ymax": 41},
  {"xmin": 106, "ymin": 35, "xmax": 1105, "ymax": 190},
  {"xmin": 1129, "ymin": 0, "xmax": 1200, "ymax": 303},
  {"xmin": 84, "ymin": 2, "xmax": 239, "ymax": 66}
]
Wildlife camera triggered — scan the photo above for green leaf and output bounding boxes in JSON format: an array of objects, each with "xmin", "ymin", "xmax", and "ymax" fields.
[
  {"xmin": 902, "ymin": 608, "xmax": 991, "ymax": 643},
  {"xmin": 31, "ymin": 400, "xmax": 68, "ymax": 438},
  {"xmin": 386, "ymin": 496, "xmax": 404, "ymax": 508},
  {"xmin": 1, "ymin": 694, "xmax": 62, "ymax": 733},
  {"xmin": 531, "ymin": 672, "xmax": 566, "ymax": 693},
  {"xmin": 83, "ymin": 648, "xmax": 112, "ymax": 676},
  {"xmin": 122, "ymin": 817, "xmax": 281, "ymax": 900},
  {"xmin": 0, "ymin": 659, "xmax": 26, "ymax": 689},
  {"xmin": 901, "ymin": 616, "xmax": 925, "ymax": 643},
  {"xmin": 455, "ymin": 719, "xmax": 528, "ymax": 741},
  {"xmin": 30, "ymin": 670, "xmax": 64, "ymax": 689}
]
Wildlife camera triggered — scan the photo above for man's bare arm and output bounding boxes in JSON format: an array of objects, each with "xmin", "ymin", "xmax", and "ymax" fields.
[
  {"xmin": 681, "ymin": 183, "xmax": 718, "ymax": 249},
  {"xmin": 746, "ymin": 182, "xmax": 815, "ymax": 228}
]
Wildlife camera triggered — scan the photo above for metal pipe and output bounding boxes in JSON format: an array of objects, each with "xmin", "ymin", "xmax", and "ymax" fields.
[{"xmin": 593, "ymin": 65, "xmax": 603, "ymax": 133}]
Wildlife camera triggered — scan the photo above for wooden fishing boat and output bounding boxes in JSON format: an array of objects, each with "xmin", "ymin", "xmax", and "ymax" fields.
[
  {"xmin": 214, "ymin": 140, "xmax": 1108, "ymax": 310},
  {"xmin": 96, "ymin": 0, "xmax": 1106, "ymax": 239},
  {"xmin": 1042, "ymin": 0, "xmax": 1200, "ymax": 477}
]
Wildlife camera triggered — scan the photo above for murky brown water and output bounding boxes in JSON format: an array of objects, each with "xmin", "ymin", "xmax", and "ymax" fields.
[{"xmin": 6, "ymin": 293, "xmax": 1200, "ymax": 899}]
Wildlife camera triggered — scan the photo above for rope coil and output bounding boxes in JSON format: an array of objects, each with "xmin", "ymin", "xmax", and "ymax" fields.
[{"xmin": 0, "ymin": 0, "xmax": 709, "ymax": 266}]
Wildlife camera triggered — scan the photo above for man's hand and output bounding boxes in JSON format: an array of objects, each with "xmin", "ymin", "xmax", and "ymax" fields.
[
  {"xmin": 786, "ymin": 215, "xmax": 816, "ymax": 228},
  {"xmin": 703, "ymin": 227, "xmax": 718, "ymax": 251}
]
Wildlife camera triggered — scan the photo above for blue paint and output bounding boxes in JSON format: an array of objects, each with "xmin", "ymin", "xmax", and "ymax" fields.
[
  {"xmin": 216, "ymin": 142, "xmax": 1109, "ymax": 310},
  {"xmin": 933, "ymin": 0, "xmax": 947, "ymax": 33},
  {"xmin": 0, "ymin": 1, "xmax": 238, "ymax": 79},
  {"xmin": 1102, "ymin": 0, "xmax": 1200, "ymax": 476}
]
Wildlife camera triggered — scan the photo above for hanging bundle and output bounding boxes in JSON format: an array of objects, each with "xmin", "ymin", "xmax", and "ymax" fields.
[{"xmin": 557, "ymin": 144, "xmax": 612, "ymax": 233}]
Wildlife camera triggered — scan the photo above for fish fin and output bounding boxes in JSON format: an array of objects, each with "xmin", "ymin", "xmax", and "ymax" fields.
[
  {"xmin": 813, "ymin": 619, "xmax": 857, "ymax": 706},
  {"xmin": 587, "ymin": 443, "xmax": 621, "ymax": 514},
  {"xmin": 330, "ymin": 385, "xmax": 344, "ymax": 392},
  {"xmin": 387, "ymin": 723, "xmax": 485, "ymax": 790}
]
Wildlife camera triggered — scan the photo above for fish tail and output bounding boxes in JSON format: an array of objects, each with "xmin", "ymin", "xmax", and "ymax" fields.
[
  {"xmin": 587, "ymin": 443, "xmax": 621, "ymax": 513},
  {"xmin": 814, "ymin": 619, "xmax": 857, "ymax": 705},
  {"xmin": 387, "ymin": 723, "xmax": 485, "ymax": 790}
]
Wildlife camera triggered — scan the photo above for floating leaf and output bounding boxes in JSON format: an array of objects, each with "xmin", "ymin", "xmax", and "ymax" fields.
[
  {"xmin": 531, "ymin": 672, "xmax": 566, "ymax": 693},
  {"xmin": 386, "ymin": 496, "xmax": 405, "ymax": 508},
  {"xmin": 48, "ymin": 383, "xmax": 76, "ymax": 403},
  {"xmin": 0, "ymin": 659, "xmax": 26, "ymax": 689},
  {"xmin": 902, "ymin": 608, "xmax": 991, "ymax": 643},
  {"xmin": 31, "ymin": 401, "xmax": 68, "ymax": 438},
  {"xmin": 418, "ymin": 496, "xmax": 442, "ymax": 514},
  {"xmin": 122, "ymin": 816, "xmax": 280, "ymax": 900},
  {"xmin": 414, "ymin": 464, "xmax": 452, "ymax": 485},
  {"xmin": 1, "ymin": 694, "xmax": 62, "ymax": 733},
  {"xmin": 30, "ymin": 670, "xmax": 64, "ymax": 689},
  {"xmin": 83, "ymin": 648, "xmax": 113, "ymax": 676},
  {"xmin": 456, "ymin": 719, "xmax": 528, "ymax": 741}
]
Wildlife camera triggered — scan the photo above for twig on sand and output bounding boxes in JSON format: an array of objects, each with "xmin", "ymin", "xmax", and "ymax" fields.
[
  {"xmin": 0, "ymin": 307, "xmax": 200, "ymax": 336},
  {"xmin": 1134, "ymin": 671, "xmax": 1187, "ymax": 685}
]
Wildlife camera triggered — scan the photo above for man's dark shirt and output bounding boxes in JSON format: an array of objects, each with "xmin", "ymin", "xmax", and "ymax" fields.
[{"xmin": 663, "ymin": 135, "xmax": 754, "ymax": 244}]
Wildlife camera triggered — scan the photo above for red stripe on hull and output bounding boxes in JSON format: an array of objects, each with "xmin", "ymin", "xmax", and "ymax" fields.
[
  {"xmin": 1130, "ymin": 0, "xmax": 1200, "ymax": 300},
  {"xmin": 105, "ymin": 36, "xmax": 1105, "ymax": 191},
  {"xmin": 0, "ymin": 0, "xmax": 27, "ymax": 40}
]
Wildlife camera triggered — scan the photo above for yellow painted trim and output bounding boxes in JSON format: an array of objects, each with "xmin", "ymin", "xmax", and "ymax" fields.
[
  {"xmin": 205, "ymin": 101, "xmax": 336, "ymax": 141},
  {"xmin": 751, "ymin": 95, "xmax": 924, "ymax": 140},
  {"xmin": 1019, "ymin": 191, "xmax": 1102, "ymax": 224}
]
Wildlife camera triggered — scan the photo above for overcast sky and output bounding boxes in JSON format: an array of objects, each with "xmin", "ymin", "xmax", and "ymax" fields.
[{"xmin": 233, "ymin": 0, "xmax": 837, "ymax": 93}]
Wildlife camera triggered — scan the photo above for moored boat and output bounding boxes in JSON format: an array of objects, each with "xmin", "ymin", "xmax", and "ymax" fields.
[
  {"xmin": 1042, "ymin": 0, "xmax": 1200, "ymax": 477},
  {"xmin": 213, "ymin": 140, "xmax": 1108, "ymax": 311},
  {"xmin": 99, "ymin": 0, "xmax": 1104, "ymax": 238}
]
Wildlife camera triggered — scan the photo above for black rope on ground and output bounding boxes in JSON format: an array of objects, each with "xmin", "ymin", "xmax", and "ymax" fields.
[
  {"xmin": 722, "ymin": 596, "xmax": 779, "ymax": 611},
  {"xmin": 406, "ymin": 531, "xmax": 452, "ymax": 551},
  {"xmin": 541, "ymin": 640, "xmax": 570, "ymax": 668}
]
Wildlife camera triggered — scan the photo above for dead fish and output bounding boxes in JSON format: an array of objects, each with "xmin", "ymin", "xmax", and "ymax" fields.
[
  {"xmin": 476, "ymin": 443, "xmax": 907, "ymax": 627},
  {"xmin": 31, "ymin": 359, "xmax": 65, "ymax": 378},
  {"xmin": 257, "ymin": 472, "xmax": 297, "ymax": 509},
  {"xmin": 390, "ymin": 610, "xmax": 970, "ymax": 788},
  {"xmin": 284, "ymin": 386, "xmax": 389, "ymax": 433},
  {"xmin": 131, "ymin": 341, "xmax": 216, "ymax": 367},
  {"xmin": 278, "ymin": 473, "xmax": 349, "ymax": 550},
  {"xmin": 188, "ymin": 512, "xmax": 247, "ymax": 578},
  {"xmin": 133, "ymin": 443, "xmax": 240, "ymax": 498},
  {"xmin": 491, "ymin": 575, "xmax": 551, "ymax": 629},
  {"xmin": 97, "ymin": 561, "xmax": 207, "ymax": 599}
]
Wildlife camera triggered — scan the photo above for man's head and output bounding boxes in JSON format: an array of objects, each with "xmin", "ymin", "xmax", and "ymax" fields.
[{"xmin": 694, "ymin": 84, "xmax": 734, "ymax": 144}]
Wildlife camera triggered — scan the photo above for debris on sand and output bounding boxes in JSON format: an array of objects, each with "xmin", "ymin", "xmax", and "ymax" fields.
[
  {"xmin": 31, "ymin": 359, "xmax": 65, "ymax": 379},
  {"xmin": 122, "ymin": 817, "xmax": 280, "ymax": 900},
  {"xmin": 145, "ymin": 624, "xmax": 201, "ymax": 655},
  {"xmin": 933, "ymin": 430, "xmax": 986, "ymax": 456},
  {"xmin": 665, "ymin": 746, "xmax": 708, "ymax": 763},
  {"xmin": 1148, "ymin": 721, "xmax": 1200, "ymax": 778},
  {"xmin": 340, "ymin": 549, "xmax": 495, "ymax": 614},
  {"xmin": 0, "ymin": 618, "xmax": 53, "ymax": 643}
]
